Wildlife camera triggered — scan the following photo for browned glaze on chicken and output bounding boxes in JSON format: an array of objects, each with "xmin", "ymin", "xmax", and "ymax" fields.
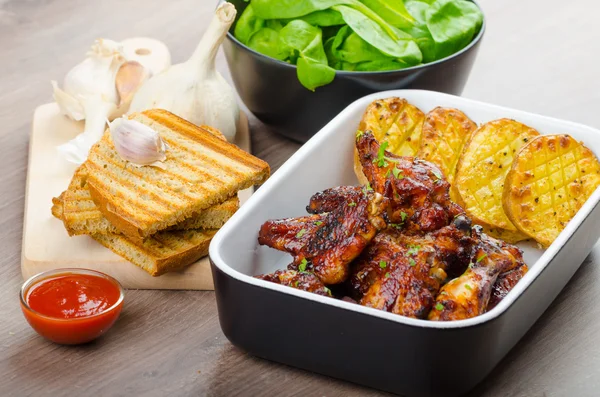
[
  {"xmin": 429, "ymin": 227, "xmax": 526, "ymax": 321},
  {"xmin": 349, "ymin": 215, "xmax": 474, "ymax": 318},
  {"xmin": 256, "ymin": 269, "xmax": 332, "ymax": 296},
  {"xmin": 356, "ymin": 131, "xmax": 462, "ymax": 232},
  {"xmin": 256, "ymin": 129, "xmax": 529, "ymax": 320},
  {"xmin": 488, "ymin": 263, "xmax": 528, "ymax": 310},
  {"xmin": 258, "ymin": 186, "xmax": 387, "ymax": 284}
]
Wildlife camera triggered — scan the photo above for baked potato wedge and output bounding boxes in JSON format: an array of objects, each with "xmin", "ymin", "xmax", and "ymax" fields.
[
  {"xmin": 503, "ymin": 134, "xmax": 600, "ymax": 247},
  {"xmin": 454, "ymin": 119, "xmax": 540, "ymax": 240},
  {"xmin": 354, "ymin": 97, "xmax": 425, "ymax": 184},
  {"xmin": 417, "ymin": 107, "xmax": 477, "ymax": 201}
]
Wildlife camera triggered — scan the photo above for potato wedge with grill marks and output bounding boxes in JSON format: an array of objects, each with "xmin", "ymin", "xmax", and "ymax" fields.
[
  {"xmin": 454, "ymin": 119, "xmax": 540, "ymax": 240},
  {"xmin": 503, "ymin": 134, "xmax": 600, "ymax": 247},
  {"xmin": 417, "ymin": 107, "xmax": 477, "ymax": 201},
  {"xmin": 354, "ymin": 97, "xmax": 425, "ymax": 185}
]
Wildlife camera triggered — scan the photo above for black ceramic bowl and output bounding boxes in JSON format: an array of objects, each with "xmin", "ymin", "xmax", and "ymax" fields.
[{"xmin": 223, "ymin": 0, "xmax": 485, "ymax": 143}]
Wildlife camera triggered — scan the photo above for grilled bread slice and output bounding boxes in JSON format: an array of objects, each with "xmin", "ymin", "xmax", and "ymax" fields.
[
  {"xmin": 91, "ymin": 229, "xmax": 217, "ymax": 276},
  {"xmin": 56, "ymin": 165, "xmax": 239, "ymax": 236},
  {"xmin": 86, "ymin": 109, "xmax": 269, "ymax": 242},
  {"xmin": 52, "ymin": 196, "xmax": 217, "ymax": 276}
]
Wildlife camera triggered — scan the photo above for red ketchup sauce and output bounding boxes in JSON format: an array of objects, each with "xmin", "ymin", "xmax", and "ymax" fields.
[{"xmin": 21, "ymin": 272, "xmax": 123, "ymax": 345}]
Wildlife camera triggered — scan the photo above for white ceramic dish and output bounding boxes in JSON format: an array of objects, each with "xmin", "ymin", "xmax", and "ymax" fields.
[{"xmin": 209, "ymin": 90, "xmax": 600, "ymax": 396}]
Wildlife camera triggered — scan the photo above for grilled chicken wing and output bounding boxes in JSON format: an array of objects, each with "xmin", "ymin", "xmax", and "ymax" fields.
[
  {"xmin": 256, "ymin": 269, "xmax": 332, "ymax": 296},
  {"xmin": 356, "ymin": 131, "xmax": 462, "ymax": 232},
  {"xmin": 349, "ymin": 215, "xmax": 475, "ymax": 318},
  {"xmin": 489, "ymin": 263, "xmax": 528, "ymax": 310},
  {"xmin": 429, "ymin": 227, "xmax": 526, "ymax": 321},
  {"xmin": 258, "ymin": 186, "xmax": 388, "ymax": 284}
]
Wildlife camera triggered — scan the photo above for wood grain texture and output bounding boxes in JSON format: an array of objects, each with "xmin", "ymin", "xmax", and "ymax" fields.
[{"xmin": 0, "ymin": 0, "xmax": 599, "ymax": 396}]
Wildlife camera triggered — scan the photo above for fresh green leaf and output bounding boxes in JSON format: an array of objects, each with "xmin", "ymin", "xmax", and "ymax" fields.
[
  {"xmin": 359, "ymin": 0, "xmax": 415, "ymax": 28},
  {"xmin": 333, "ymin": 5, "xmax": 422, "ymax": 63},
  {"xmin": 407, "ymin": 245, "xmax": 421, "ymax": 256},
  {"xmin": 234, "ymin": 5, "xmax": 265, "ymax": 45},
  {"xmin": 392, "ymin": 167, "xmax": 403, "ymax": 179},
  {"xmin": 296, "ymin": 228, "xmax": 308, "ymax": 238},
  {"xmin": 247, "ymin": 28, "xmax": 290, "ymax": 61},
  {"xmin": 400, "ymin": 212, "xmax": 408, "ymax": 222},
  {"xmin": 476, "ymin": 253, "xmax": 487, "ymax": 263},
  {"xmin": 348, "ymin": 202, "xmax": 357, "ymax": 207},
  {"xmin": 408, "ymin": 258, "xmax": 416, "ymax": 266},
  {"xmin": 385, "ymin": 272, "xmax": 390, "ymax": 278},
  {"xmin": 379, "ymin": 260, "xmax": 387, "ymax": 269},
  {"xmin": 296, "ymin": 9, "xmax": 346, "ymax": 26},
  {"xmin": 375, "ymin": 141, "xmax": 390, "ymax": 167},
  {"xmin": 425, "ymin": 0, "xmax": 483, "ymax": 60},
  {"xmin": 389, "ymin": 223, "xmax": 403, "ymax": 229},
  {"xmin": 298, "ymin": 258, "xmax": 308, "ymax": 272},
  {"xmin": 465, "ymin": 283, "xmax": 472, "ymax": 291},
  {"xmin": 315, "ymin": 221, "xmax": 323, "ymax": 226},
  {"xmin": 435, "ymin": 302, "xmax": 444, "ymax": 311},
  {"xmin": 252, "ymin": 0, "xmax": 352, "ymax": 19}
]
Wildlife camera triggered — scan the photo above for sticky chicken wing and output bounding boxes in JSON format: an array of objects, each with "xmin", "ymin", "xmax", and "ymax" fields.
[
  {"xmin": 256, "ymin": 270, "xmax": 332, "ymax": 297},
  {"xmin": 258, "ymin": 186, "xmax": 387, "ymax": 284},
  {"xmin": 356, "ymin": 131, "xmax": 462, "ymax": 232},
  {"xmin": 429, "ymin": 227, "xmax": 526, "ymax": 321},
  {"xmin": 349, "ymin": 215, "xmax": 475, "ymax": 319}
]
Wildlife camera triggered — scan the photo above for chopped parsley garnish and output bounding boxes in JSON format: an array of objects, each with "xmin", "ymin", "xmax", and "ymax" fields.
[
  {"xmin": 374, "ymin": 141, "xmax": 390, "ymax": 167},
  {"xmin": 435, "ymin": 303, "xmax": 444, "ymax": 311},
  {"xmin": 365, "ymin": 183, "xmax": 373, "ymax": 191},
  {"xmin": 323, "ymin": 287, "xmax": 332, "ymax": 296},
  {"xmin": 389, "ymin": 223, "xmax": 403, "ymax": 230},
  {"xmin": 432, "ymin": 169, "xmax": 442, "ymax": 180},
  {"xmin": 440, "ymin": 291, "xmax": 448, "ymax": 296},
  {"xmin": 379, "ymin": 260, "xmax": 387, "ymax": 269},
  {"xmin": 400, "ymin": 212, "xmax": 408, "ymax": 222},
  {"xmin": 392, "ymin": 167, "xmax": 403, "ymax": 179},
  {"xmin": 407, "ymin": 245, "xmax": 421, "ymax": 256},
  {"xmin": 356, "ymin": 130, "xmax": 365, "ymax": 139},
  {"xmin": 293, "ymin": 281, "xmax": 299, "ymax": 287},
  {"xmin": 298, "ymin": 258, "xmax": 308, "ymax": 272},
  {"xmin": 476, "ymin": 253, "xmax": 488, "ymax": 263},
  {"xmin": 314, "ymin": 221, "xmax": 323, "ymax": 226},
  {"xmin": 385, "ymin": 168, "xmax": 392, "ymax": 177},
  {"xmin": 465, "ymin": 284, "xmax": 472, "ymax": 291},
  {"xmin": 385, "ymin": 272, "xmax": 390, "ymax": 278},
  {"xmin": 348, "ymin": 202, "xmax": 357, "ymax": 207},
  {"xmin": 409, "ymin": 258, "xmax": 416, "ymax": 267},
  {"xmin": 296, "ymin": 229, "xmax": 307, "ymax": 238}
]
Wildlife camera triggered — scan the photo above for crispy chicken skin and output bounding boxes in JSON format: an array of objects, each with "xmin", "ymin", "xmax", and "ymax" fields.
[
  {"xmin": 356, "ymin": 131, "xmax": 463, "ymax": 232},
  {"xmin": 258, "ymin": 186, "xmax": 388, "ymax": 284},
  {"xmin": 489, "ymin": 263, "xmax": 528, "ymax": 310},
  {"xmin": 256, "ymin": 270, "xmax": 332, "ymax": 296},
  {"xmin": 429, "ymin": 227, "xmax": 526, "ymax": 321},
  {"xmin": 349, "ymin": 216, "xmax": 475, "ymax": 318}
]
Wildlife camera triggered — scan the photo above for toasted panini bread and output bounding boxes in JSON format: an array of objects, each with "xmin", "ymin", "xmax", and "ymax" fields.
[
  {"xmin": 86, "ymin": 109, "xmax": 269, "ymax": 242},
  {"xmin": 354, "ymin": 97, "xmax": 425, "ymax": 185},
  {"xmin": 454, "ymin": 119, "xmax": 539, "ymax": 241},
  {"xmin": 91, "ymin": 229, "xmax": 217, "ymax": 276},
  {"xmin": 504, "ymin": 134, "xmax": 600, "ymax": 247},
  {"xmin": 56, "ymin": 165, "xmax": 239, "ymax": 236},
  {"xmin": 53, "ymin": 196, "xmax": 217, "ymax": 276}
]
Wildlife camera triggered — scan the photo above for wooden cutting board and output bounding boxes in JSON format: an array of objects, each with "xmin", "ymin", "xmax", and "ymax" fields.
[{"xmin": 21, "ymin": 103, "xmax": 252, "ymax": 290}]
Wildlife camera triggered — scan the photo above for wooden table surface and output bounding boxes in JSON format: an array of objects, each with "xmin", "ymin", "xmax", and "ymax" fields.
[{"xmin": 1, "ymin": 0, "xmax": 598, "ymax": 396}]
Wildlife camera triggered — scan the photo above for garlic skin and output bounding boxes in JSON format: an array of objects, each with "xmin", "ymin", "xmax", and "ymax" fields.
[
  {"xmin": 129, "ymin": 2, "xmax": 240, "ymax": 142},
  {"xmin": 108, "ymin": 117, "xmax": 169, "ymax": 167},
  {"xmin": 53, "ymin": 38, "xmax": 172, "ymax": 164}
]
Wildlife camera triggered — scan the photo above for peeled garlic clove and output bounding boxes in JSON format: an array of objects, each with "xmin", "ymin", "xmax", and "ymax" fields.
[
  {"xmin": 116, "ymin": 61, "xmax": 151, "ymax": 108},
  {"xmin": 51, "ymin": 80, "xmax": 85, "ymax": 121},
  {"xmin": 109, "ymin": 117, "xmax": 168, "ymax": 166}
]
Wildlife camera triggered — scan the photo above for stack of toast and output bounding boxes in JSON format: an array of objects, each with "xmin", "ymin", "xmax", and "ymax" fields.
[{"xmin": 51, "ymin": 109, "xmax": 270, "ymax": 276}]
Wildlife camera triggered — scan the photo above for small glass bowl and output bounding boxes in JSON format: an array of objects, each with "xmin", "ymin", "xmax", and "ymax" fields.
[{"xmin": 20, "ymin": 268, "xmax": 125, "ymax": 345}]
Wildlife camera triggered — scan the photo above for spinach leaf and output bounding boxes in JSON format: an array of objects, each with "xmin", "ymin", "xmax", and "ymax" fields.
[
  {"xmin": 252, "ymin": 0, "xmax": 352, "ymax": 19},
  {"xmin": 295, "ymin": 9, "xmax": 345, "ymax": 26},
  {"xmin": 358, "ymin": 0, "xmax": 415, "ymax": 28},
  {"xmin": 425, "ymin": 0, "xmax": 483, "ymax": 59},
  {"xmin": 234, "ymin": 5, "xmax": 265, "ymax": 45},
  {"xmin": 247, "ymin": 28, "xmax": 290, "ymax": 60},
  {"xmin": 279, "ymin": 20, "xmax": 336, "ymax": 90},
  {"xmin": 334, "ymin": 28, "xmax": 399, "ymax": 64},
  {"xmin": 354, "ymin": 59, "xmax": 407, "ymax": 71},
  {"xmin": 333, "ymin": 5, "xmax": 422, "ymax": 64}
]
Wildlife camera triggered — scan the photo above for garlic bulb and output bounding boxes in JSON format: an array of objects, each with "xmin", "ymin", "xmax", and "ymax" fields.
[
  {"xmin": 53, "ymin": 38, "xmax": 172, "ymax": 164},
  {"xmin": 129, "ymin": 2, "xmax": 240, "ymax": 142},
  {"xmin": 108, "ymin": 117, "xmax": 169, "ymax": 167}
]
